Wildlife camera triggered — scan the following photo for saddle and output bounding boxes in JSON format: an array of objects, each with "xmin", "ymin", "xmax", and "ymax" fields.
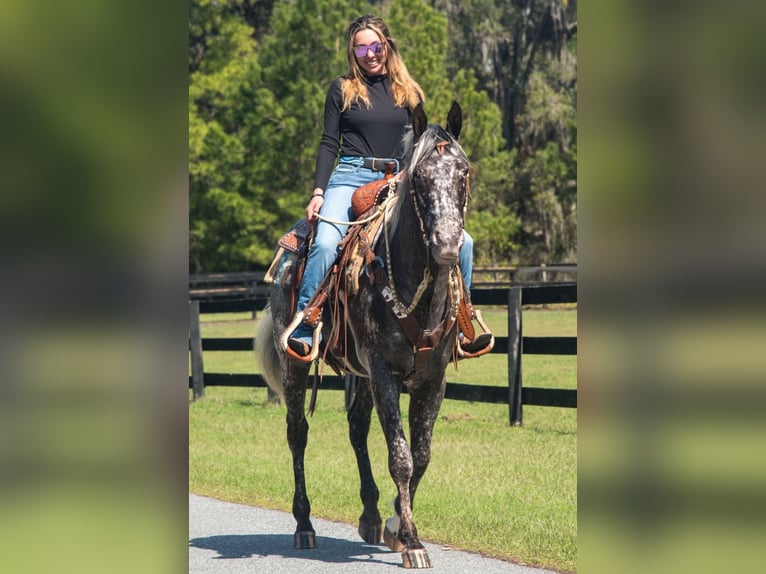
[
  {"xmin": 265, "ymin": 174, "xmax": 491, "ymax": 371},
  {"xmin": 265, "ymin": 173, "xmax": 395, "ymax": 361},
  {"xmin": 264, "ymin": 175, "xmax": 393, "ymax": 295},
  {"xmin": 263, "ymin": 217, "xmax": 313, "ymax": 313}
]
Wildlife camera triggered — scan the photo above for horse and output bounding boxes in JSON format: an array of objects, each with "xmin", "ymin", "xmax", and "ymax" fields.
[{"xmin": 255, "ymin": 101, "xmax": 470, "ymax": 569}]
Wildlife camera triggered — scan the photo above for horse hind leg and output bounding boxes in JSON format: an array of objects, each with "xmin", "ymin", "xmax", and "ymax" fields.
[
  {"xmin": 347, "ymin": 377, "xmax": 383, "ymax": 544},
  {"xmin": 282, "ymin": 362, "xmax": 317, "ymax": 549}
]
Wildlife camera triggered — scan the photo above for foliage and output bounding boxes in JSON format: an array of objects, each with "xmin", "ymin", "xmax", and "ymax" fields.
[
  {"xmin": 513, "ymin": 56, "xmax": 577, "ymax": 262},
  {"xmin": 189, "ymin": 0, "xmax": 283, "ymax": 271},
  {"xmin": 189, "ymin": 0, "xmax": 577, "ymax": 271},
  {"xmin": 441, "ymin": 0, "xmax": 578, "ymax": 263}
]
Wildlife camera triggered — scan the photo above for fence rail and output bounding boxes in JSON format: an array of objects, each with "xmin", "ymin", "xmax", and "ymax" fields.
[
  {"xmin": 189, "ymin": 266, "xmax": 576, "ymax": 302},
  {"xmin": 472, "ymin": 264, "xmax": 577, "ymax": 287},
  {"xmin": 190, "ymin": 271, "xmax": 269, "ymax": 302},
  {"xmin": 188, "ymin": 283, "xmax": 576, "ymax": 425}
]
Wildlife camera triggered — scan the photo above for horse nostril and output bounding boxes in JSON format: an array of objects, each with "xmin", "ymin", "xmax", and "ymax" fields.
[{"xmin": 431, "ymin": 245, "xmax": 459, "ymax": 265}]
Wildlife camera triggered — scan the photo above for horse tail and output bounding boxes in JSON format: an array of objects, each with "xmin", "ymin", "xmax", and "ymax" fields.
[{"xmin": 254, "ymin": 306, "xmax": 284, "ymax": 402}]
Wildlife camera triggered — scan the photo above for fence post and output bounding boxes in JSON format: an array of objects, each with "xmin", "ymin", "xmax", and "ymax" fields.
[
  {"xmin": 189, "ymin": 300, "xmax": 205, "ymax": 400},
  {"xmin": 507, "ymin": 286, "xmax": 523, "ymax": 426}
]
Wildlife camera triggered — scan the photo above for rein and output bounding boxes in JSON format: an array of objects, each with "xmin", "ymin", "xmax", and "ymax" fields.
[
  {"xmin": 365, "ymin": 150, "xmax": 462, "ymax": 367},
  {"xmin": 316, "ymin": 204, "xmax": 388, "ymax": 227},
  {"xmin": 382, "ymin": 193, "xmax": 431, "ymax": 317}
]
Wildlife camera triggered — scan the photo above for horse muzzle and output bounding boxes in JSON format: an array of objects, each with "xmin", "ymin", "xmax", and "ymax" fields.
[{"xmin": 430, "ymin": 244, "xmax": 460, "ymax": 266}]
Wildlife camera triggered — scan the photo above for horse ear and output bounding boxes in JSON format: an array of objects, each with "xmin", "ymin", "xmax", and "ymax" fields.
[
  {"xmin": 412, "ymin": 103, "xmax": 428, "ymax": 140},
  {"xmin": 446, "ymin": 101, "xmax": 462, "ymax": 139}
]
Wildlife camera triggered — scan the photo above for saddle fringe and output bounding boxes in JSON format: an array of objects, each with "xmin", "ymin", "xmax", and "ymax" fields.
[{"xmin": 343, "ymin": 196, "xmax": 397, "ymax": 295}]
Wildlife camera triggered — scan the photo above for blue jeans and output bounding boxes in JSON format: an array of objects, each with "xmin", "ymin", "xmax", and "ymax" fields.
[{"xmin": 292, "ymin": 156, "xmax": 474, "ymax": 342}]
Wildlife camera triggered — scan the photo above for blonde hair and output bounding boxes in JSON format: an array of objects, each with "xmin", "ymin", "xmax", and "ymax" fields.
[{"xmin": 340, "ymin": 15, "xmax": 424, "ymax": 111}]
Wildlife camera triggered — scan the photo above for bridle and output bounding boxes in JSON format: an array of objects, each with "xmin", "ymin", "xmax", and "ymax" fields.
[
  {"xmin": 408, "ymin": 139, "xmax": 470, "ymax": 249},
  {"xmin": 373, "ymin": 138, "xmax": 467, "ymax": 367}
]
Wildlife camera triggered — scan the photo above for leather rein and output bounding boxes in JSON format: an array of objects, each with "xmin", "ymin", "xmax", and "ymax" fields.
[{"xmin": 363, "ymin": 140, "xmax": 464, "ymax": 369}]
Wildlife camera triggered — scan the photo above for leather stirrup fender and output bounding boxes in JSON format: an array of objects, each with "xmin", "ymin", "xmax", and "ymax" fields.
[
  {"xmin": 303, "ymin": 291, "xmax": 328, "ymax": 327},
  {"xmin": 456, "ymin": 297, "xmax": 476, "ymax": 342}
]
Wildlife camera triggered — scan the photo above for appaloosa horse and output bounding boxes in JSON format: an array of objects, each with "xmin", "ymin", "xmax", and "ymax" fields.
[{"xmin": 255, "ymin": 102, "xmax": 471, "ymax": 569}]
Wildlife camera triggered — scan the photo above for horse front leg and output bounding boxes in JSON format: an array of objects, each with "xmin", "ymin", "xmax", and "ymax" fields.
[
  {"xmin": 406, "ymin": 375, "xmax": 446, "ymax": 510},
  {"xmin": 383, "ymin": 376, "xmax": 446, "ymax": 569},
  {"xmin": 371, "ymin": 364, "xmax": 432, "ymax": 569},
  {"xmin": 347, "ymin": 377, "xmax": 382, "ymax": 544},
  {"xmin": 282, "ymin": 362, "xmax": 316, "ymax": 549}
]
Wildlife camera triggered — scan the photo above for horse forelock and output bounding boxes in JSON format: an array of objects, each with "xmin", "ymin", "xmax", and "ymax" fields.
[{"xmin": 406, "ymin": 126, "xmax": 470, "ymax": 177}]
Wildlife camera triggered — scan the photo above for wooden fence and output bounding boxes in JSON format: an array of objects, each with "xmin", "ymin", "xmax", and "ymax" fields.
[
  {"xmin": 188, "ymin": 282, "xmax": 576, "ymax": 426},
  {"xmin": 471, "ymin": 264, "xmax": 577, "ymax": 287},
  {"xmin": 189, "ymin": 266, "xmax": 576, "ymax": 301}
]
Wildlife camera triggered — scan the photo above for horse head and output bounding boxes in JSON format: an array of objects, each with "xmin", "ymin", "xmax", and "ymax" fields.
[{"xmin": 407, "ymin": 102, "xmax": 470, "ymax": 266}]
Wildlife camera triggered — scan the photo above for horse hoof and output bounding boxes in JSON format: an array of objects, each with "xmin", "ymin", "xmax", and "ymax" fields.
[
  {"xmin": 294, "ymin": 531, "xmax": 317, "ymax": 549},
  {"xmin": 402, "ymin": 547, "xmax": 432, "ymax": 569},
  {"xmin": 383, "ymin": 525, "xmax": 404, "ymax": 552},
  {"xmin": 358, "ymin": 520, "xmax": 382, "ymax": 544}
]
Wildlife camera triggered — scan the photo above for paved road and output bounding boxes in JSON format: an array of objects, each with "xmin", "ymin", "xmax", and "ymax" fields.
[{"xmin": 189, "ymin": 494, "xmax": 559, "ymax": 573}]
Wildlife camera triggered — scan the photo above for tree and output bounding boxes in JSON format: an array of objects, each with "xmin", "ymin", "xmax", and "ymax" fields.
[
  {"xmin": 189, "ymin": 0, "xmax": 364, "ymax": 272},
  {"xmin": 386, "ymin": 0, "xmax": 522, "ymax": 265},
  {"xmin": 438, "ymin": 0, "xmax": 576, "ymax": 149},
  {"xmin": 513, "ymin": 56, "xmax": 577, "ymax": 263},
  {"xmin": 255, "ymin": 0, "xmax": 368, "ymax": 220},
  {"xmin": 437, "ymin": 0, "xmax": 577, "ymax": 263},
  {"xmin": 189, "ymin": 0, "xmax": 575, "ymax": 270},
  {"xmin": 189, "ymin": 0, "xmax": 285, "ymax": 272}
]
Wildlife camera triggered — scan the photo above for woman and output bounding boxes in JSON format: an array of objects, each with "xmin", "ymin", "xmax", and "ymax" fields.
[{"xmin": 288, "ymin": 14, "xmax": 491, "ymax": 357}]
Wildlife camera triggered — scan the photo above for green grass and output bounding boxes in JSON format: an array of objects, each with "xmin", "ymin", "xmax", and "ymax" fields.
[{"xmin": 190, "ymin": 306, "xmax": 577, "ymax": 572}]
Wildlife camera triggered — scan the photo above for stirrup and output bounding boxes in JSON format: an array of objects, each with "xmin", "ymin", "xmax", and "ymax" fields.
[
  {"xmin": 457, "ymin": 309, "xmax": 494, "ymax": 359},
  {"xmin": 280, "ymin": 311, "xmax": 323, "ymax": 364}
]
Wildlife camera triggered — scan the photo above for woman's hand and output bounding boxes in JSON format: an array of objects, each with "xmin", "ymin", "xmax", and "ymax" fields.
[{"xmin": 306, "ymin": 189, "xmax": 324, "ymax": 222}]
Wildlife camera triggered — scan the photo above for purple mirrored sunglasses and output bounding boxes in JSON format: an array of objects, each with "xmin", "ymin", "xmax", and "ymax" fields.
[{"xmin": 353, "ymin": 41, "xmax": 385, "ymax": 58}]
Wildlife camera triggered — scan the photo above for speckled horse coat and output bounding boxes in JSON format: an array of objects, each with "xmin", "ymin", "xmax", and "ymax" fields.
[{"xmin": 255, "ymin": 102, "xmax": 470, "ymax": 569}]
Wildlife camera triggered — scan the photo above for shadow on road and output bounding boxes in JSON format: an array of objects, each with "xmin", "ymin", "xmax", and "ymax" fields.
[{"xmin": 189, "ymin": 533, "xmax": 395, "ymax": 566}]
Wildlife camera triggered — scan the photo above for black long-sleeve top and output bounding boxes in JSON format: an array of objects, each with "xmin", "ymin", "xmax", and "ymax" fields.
[{"xmin": 313, "ymin": 74, "xmax": 412, "ymax": 191}]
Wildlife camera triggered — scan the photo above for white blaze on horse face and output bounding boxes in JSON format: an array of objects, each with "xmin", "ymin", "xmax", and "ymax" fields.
[{"xmin": 420, "ymin": 158, "xmax": 465, "ymax": 265}]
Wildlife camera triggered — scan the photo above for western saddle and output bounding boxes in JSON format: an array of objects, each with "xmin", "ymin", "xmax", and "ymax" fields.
[{"xmin": 264, "ymin": 168, "xmax": 494, "ymax": 369}]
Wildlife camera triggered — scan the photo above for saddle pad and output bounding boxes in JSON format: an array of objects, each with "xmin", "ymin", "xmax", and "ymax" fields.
[
  {"xmin": 264, "ymin": 246, "xmax": 296, "ymax": 285},
  {"xmin": 278, "ymin": 218, "xmax": 313, "ymax": 253}
]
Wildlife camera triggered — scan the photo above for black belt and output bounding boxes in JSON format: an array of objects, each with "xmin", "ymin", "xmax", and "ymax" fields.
[{"xmin": 362, "ymin": 157, "xmax": 400, "ymax": 172}]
